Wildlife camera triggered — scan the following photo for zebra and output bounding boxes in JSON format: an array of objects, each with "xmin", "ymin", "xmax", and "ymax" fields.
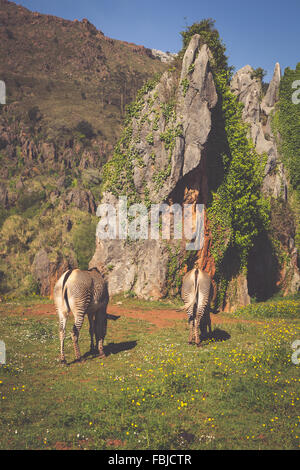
[
  {"xmin": 53, "ymin": 267, "xmax": 109, "ymax": 363},
  {"xmin": 181, "ymin": 268, "xmax": 212, "ymax": 346}
]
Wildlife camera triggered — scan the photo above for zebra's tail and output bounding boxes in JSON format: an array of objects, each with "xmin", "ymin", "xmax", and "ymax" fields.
[
  {"xmin": 178, "ymin": 268, "xmax": 199, "ymax": 313},
  {"xmin": 61, "ymin": 269, "xmax": 73, "ymax": 312}
]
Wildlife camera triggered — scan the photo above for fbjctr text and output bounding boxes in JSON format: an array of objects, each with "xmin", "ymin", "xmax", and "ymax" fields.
[{"xmin": 108, "ymin": 453, "xmax": 192, "ymax": 467}]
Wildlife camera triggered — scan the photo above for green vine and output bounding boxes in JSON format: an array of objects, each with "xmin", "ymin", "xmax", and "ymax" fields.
[
  {"xmin": 207, "ymin": 70, "xmax": 270, "ymax": 264},
  {"xmin": 181, "ymin": 77, "xmax": 190, "ymax": 97},
  {"xmin": 102, "ymin": 74, "xmax": 162, "ymax": 204}
]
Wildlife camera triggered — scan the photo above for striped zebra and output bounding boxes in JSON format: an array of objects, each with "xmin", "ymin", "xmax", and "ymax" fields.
[
  {"xmin": 181, "ymin": 268, "xmax": 212, "ymax": 346},
  {"xmin": 53, "ymin": 267, "xmax": 109, "ymax": 363}
]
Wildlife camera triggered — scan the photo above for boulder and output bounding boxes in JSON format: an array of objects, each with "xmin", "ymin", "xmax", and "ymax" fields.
[{"xmin": 32, "ymin": 248, "xmax": 76, "ymax": 297}]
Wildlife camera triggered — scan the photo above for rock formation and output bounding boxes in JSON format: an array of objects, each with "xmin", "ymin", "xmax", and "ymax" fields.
[
  {"xmin": 90, "ymin": 37, "xmax": 218, "ymax": 298},
  {"xmin": 231, "ymin": 63, "xmax": 300, "ymax": 299},
  {"xmin": 231, "ymin": 63, "xmax": 287, "ymax": 200},
  {"xmin": 90, "ymin": 36, "xmax": 299, "ymax": 307},
  {"xmin": 151, "ymin": 49, "xmax": 177, "ymax": 63},
  {"xmin": 32, "ymin": 248, "xmax": 76, "ymax": 297}
]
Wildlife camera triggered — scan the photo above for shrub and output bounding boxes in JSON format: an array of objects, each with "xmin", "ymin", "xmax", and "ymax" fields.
[
  {"xmin": 16, "ymin": 190, "xmax": 46, "ymax": 215},
  {"xmin": 75, "ymin": 120, "xmax": 95, "ymax": 139},
  {"xmin": 72, "ymin": 218, "xmax": 98, "ymax": 270},
  {"xmin": 180, "ymin": 19, "xmax": 232, "ymax": 74},
  {"xmin": 28, "ymin": 106, "xmax": 42, "ymax": 122},
  {"xmin": 251, "ymin": 67, "xmax": 267, "ymax": 81}
]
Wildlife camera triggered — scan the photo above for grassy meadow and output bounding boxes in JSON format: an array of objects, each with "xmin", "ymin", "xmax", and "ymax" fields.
[{"xmin": 0, "ymin": 295, "xmax": 299, "ymax": 450}]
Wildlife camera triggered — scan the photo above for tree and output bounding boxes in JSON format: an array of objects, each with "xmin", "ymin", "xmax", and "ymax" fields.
[
  {"xmin": 251, "ymin": 67, "xmax": 267, "ymax": 82},
  {"xmin": 180, "ymin": 18, "xmax": 232, "ymax": 74}
]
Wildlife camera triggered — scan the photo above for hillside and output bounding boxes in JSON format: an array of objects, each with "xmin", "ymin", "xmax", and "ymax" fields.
[
  {"xmin": 0, "ymin": 0, "xmax": 166, "ymax": 145},
  {"xmin": 0, "ymin": 0, "xmax": 167, "ymax": 297}
]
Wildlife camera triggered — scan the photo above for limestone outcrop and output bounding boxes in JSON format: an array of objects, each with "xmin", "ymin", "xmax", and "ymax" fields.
[
  {"xmin": 90, "ymin": 38, "xmax": 299, "ymax": 305},
  {"xmin": 151, "ymin": 49, "xmax": 177, "ymax": 63},
  {"xmin": 90, "ymin": 37, "xmax": 218, "ymax": 298},
  {"xmin": 230, "ymin": 63, "xmax": 287, "ymax": 200},
  {"xmin": 231, "ymin": 63, "xmax": 300, "ymax": 297}
]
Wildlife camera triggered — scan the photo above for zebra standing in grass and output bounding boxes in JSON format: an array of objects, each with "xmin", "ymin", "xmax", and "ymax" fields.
[
  {"xmin": 181, "ymin": 268, "xmax": 212, "ymax": 347},
  {"xmin": 54, "ymin": 267, "xmax": 109, "ymax": 363}
]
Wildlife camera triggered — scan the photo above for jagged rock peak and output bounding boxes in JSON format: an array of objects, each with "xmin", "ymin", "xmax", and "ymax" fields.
[
  {"xmin": 261, "ymin": 62, "xmax": 281, "ymax": 112},
  {"xmin": 230, "ymin": 65, "xmax": 261, "ymax": 123},
  {"xmin": 230, "ymin": 62, "xmax": 287, "ymax": 201}
]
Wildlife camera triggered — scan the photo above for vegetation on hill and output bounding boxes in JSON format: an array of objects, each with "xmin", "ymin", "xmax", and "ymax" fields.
[
  {"xmin": 0, "ymin": 0, "xmax": 166, "ymax": 297},
  {"xmin": 272, "ymin": 63, "xmax": 300, "ymax": 250}
]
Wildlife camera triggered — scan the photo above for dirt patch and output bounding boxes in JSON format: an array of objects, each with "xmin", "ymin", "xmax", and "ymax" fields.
[
  {"xmin": 54, "ymin": 441, "xmax": 73, "ymax": 450},
  {"xmin": 16, "ymin": 302, "xmax": 264, "ymax": 329},
  {"xmin": 106, "ymin": 439, "xmax": 126, "ymax": 447},
  {"xmin": 108, "ymin": 305, "xmax": 186, "ymax": 329}
]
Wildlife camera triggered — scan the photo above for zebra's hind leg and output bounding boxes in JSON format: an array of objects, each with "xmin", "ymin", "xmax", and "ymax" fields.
[
  {"xmin": 71, "ymin": 314, "xmax": 84, "ymax": 362},
  {"xmin": 188, "ymin": 315, "xmax": 195, "ymax": 344},
  {"xmin": 59, "ymin": 316, "xmax": 67, "ymax": 364},
  {"xmin": 207, "ymin": 311, "xmax": 212, "ymax": 337},
  {"xmin": 58, "ymin": 314, "xmax": 68, "ymax": 363},
  {"xmin": 195, "ymin": 308, "xmax": 206, "ymax": 347},
  {"xmin": 88, "ymin": 312, "xmax": 97, "ymax": 355},
  {"xmin": 95, "ymin": 308, "xmax": 107, "ymax": 359}
]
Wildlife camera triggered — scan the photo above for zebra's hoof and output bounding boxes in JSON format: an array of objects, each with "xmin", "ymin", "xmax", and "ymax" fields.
[
  {"xmin": 60, "ymin": 359, "xmax": 67, "ymax": 364},
  {"xmin": 188, "ymin": 341, "xmax": 194, "ymax": 345},
  {"xmin": 196, "ymin": 343, "xmax": 202, "ymax": 348}
]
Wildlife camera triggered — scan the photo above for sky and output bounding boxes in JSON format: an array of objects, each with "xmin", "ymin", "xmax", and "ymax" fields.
[{"xmin": 14, "ymin": 0, "xmax": 300, "ymax": 82}]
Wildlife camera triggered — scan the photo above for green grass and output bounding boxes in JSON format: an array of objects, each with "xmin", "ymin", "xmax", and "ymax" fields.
[
  {"xmin": 235, "ymin": 295, "xmax": 300, "ymax": 319},
  {"xmin": 0, "ymin": 299, "xmax": 299, "ymax": 450},
  {"xmin": 111, "ymin": 293, "xmax": 182, "ymax": 310}
]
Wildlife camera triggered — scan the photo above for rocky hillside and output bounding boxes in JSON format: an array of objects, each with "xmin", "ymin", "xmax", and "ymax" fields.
[
  {"xmin": 0, "ymin": 0, "xmax": 167, "ymax": 297},
  {"xmin": 90, "ymin": 24, "xmax": 300, "ymax": 310}
]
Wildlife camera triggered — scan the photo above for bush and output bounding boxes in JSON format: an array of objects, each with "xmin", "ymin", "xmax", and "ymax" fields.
[
  {"xmin": 74, "ymin": 120, "xmax": 95, "ymax": 139},
  {"xmin": 180, "ymin": 19, "xmax": 231, "ymax": 74},
  {"xmin": 0, "ymin": 207, "xmax": 8, "ymax": 229},
  {"xmin": 28, "ymin": 106, "xmax": 42, "ymax": 122},
  {"xmin": 72, "ymin": 218, "xmax": 98, "ymax": 270},
  {"xmin": 16, "ymin": 190, "xmax": 46, "ymax": 216},
  {"xmin": 251, "ymin": 67, "xmax": 267, "ymax": 82},
  {"xmin": 273, "ymin": 63, "xmax": 300, "ymax": 196}
]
